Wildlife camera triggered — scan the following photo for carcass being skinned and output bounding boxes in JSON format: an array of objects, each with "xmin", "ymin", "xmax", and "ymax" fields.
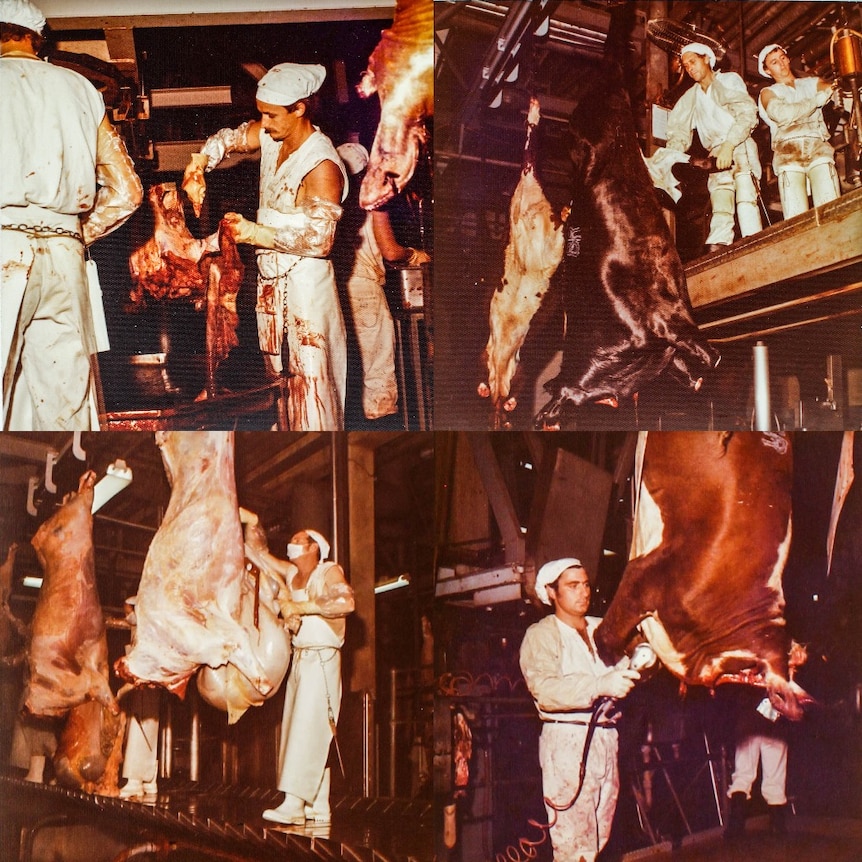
[
  {"xmin": 594, "ymin": 432, "xmax": 810, "ymax": 720},
  {"xmin": 115, "ymin": 432, "xmax": 290, "ymax": 724}
]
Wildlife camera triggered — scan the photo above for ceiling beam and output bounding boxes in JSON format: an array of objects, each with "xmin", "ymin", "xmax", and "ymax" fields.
[{"xmin": 40, "ymin": 0, "xmax": 394, "ymax": 30}]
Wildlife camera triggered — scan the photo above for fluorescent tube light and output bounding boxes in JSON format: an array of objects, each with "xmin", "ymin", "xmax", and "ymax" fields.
[{"xmin": 374, "ymin": 573, "xmax": 411, "ymax": 594}]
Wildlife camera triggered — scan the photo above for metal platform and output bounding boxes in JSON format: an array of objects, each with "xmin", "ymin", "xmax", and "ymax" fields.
[{"xmin": 0, "ymin": 774, "xmax": 433, "ymax": 862}]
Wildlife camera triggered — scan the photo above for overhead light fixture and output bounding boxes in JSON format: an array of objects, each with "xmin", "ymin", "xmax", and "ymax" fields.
[
  {"xmin": 375, "ymin": 573, "xmax": 411, "ymax": 595},
  {"xmin": 22, "ymin": 575, "xmax": 43, "ymax": 589},
  {"xmin": 92, "ymin": 460, "xmax": 133, "ymax": 513}
]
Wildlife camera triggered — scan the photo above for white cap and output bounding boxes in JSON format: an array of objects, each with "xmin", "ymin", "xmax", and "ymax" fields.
[
  {"xmin": 337, "ymin": 142, "xmax": 369, "ymax": 176},
  {"xmin": 535, "ymin": 558, "xmax": 585, "ymax": 606},
  {"xmin": 758, "ymin": 43, "xmax": 785, "ymax": 78},
  {"xmin": 256, "ymin": 62, "xmax": 326, "ymax": 107},
  {"xmin": 0, "ymin": 0, "xmax": 46, "ymax": 34},
  {"xmin": 305, "ymin": 529, "xmax": 330, "ymax": 562},
  {"xmin": 680, "ymin": 42, "xmax": 716, "ymax": 69}
]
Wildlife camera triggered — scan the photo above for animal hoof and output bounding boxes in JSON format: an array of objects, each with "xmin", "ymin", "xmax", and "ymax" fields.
[
  {"xmin": 477, "ymin": 383, "xmax": 490, "ymax": 398},
  {"xmin": 503, "ymin": 397, "xmax": 517, "ymax": 412}
]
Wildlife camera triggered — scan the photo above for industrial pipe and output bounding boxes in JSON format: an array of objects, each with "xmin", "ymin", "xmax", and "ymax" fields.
[{"xmin": 753, "ymin": 341, "xmax": 772, "ymax": 431}]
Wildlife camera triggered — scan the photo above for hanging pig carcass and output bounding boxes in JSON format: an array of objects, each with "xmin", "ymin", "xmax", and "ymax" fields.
[
  {"xmin": 478, "ymin": 98, "xmax": 567, "ymax": 429},
  {"xmin": 357, "ymin": 0, "xmax": 433, "ymax": 210},
  {"xmin": 24, "ymin": 471, "xmax": 124, "ymax": 793},
  {"xmin": 115, "ymin": 432, "xmax": 290, "ymax": 724},
  {"xmin": 594, "ymin": 432, "xmax": 811, "ymax": 720}
]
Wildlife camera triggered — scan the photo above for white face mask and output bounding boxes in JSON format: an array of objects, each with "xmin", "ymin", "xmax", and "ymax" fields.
[{"xmin": 286, "ymin": 543, "xmax": 305, "ymax": 560}]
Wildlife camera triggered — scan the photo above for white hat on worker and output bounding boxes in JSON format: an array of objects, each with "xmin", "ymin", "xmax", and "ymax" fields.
[
  {"xmin": 256, "ymin": 62, "xmax": 326, "ymax": 106},
  {"xmin": 535, "ymin": 558, "xmax": 585, "ymax": 606},
  {"xmin": 758, "ymin": 43, "xmax": 785, "ymax": 78},
  {"xmin": 0, "ymin": 0, "xmax": 46, "ymax": 34},
  {"xmin": 680, "ymin": 42, "xmax": 716, "ymax": 69},
  {"xmin": 337, "ymin": 142, "xmax": 370, "ymax": 176},
  {"xmin": 305, "ymin": 529, "xmax": 330, "ymax": 562}
]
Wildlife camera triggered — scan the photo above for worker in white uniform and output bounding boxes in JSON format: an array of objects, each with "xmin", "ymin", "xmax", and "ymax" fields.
[
  {"xmin": 757, "ymin": 43, "xmax": 840, "ymax": 220},
  {"xmin": 664, "ymin": 43, "xmax": 763, "ymax": 252},
  {"xmin": 119, "ymin": 596, "xmax": 160, "ymax": 800},
  {"xmin": 519, "ymin": 559, "xmax": 640, "ymax": 862},
  {"xmin": 182, "ymin": 63, "xmax": 348, "ymax": 430},
  {"xmin": 263, "ymin": 529, "xmax": 354, "ymax": 826},
  {"xmin": 334, "ymin": 142, "xmax": 431, "ymax": 422},
  {"xmin": 1, "ymin": 0, "xmax": 142, "ymax": 431},
  {"xmin": 725, "ymin": 692, "xmax": 790, "ymax": 840}
]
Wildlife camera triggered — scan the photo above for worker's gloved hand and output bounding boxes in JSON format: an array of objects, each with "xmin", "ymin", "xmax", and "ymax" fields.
[
  {"xmin": 223, "ymin": 212, "xmax": 277, "ymax": 248},
  {"xmin": 596, "ymin": 667, "xmax": 640, "ymax": 699},
  {"xmin": 182, "ymin": 153, "xmax": 209, "ymax": 218},
  {"xmin": 405, "ymin": 248, "xmax": 431, "ymax": 266},
  {"xmin": 714, "ymin": 140, "xmax": 736, "ymax": 171}
]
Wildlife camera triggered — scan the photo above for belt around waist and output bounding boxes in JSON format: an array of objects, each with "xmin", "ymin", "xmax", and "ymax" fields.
[
  {"xmin": 542, "ymin": 719, "xmax": 617, "ymax": 728},
  {"xmin": 1, "ymin": 204, "xmax": 82, "ymax": 235}
]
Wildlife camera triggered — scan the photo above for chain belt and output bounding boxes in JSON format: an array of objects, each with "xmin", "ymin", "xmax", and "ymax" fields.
[{"xmin": 3, "ymin": 222, "xmax": 84, "ymax": 244}]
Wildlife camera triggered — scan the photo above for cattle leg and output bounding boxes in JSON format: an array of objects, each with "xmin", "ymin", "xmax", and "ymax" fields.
[{"xmin": 593, "ymin": 558, "xmax": 663, "ymax": 666}]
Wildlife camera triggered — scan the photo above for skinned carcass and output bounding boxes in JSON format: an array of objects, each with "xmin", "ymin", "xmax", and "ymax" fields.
[
  {"xmin": 594, "ymin": 432, "xmax": 810, "ymax": 720},
  {"xmin": 478, "ymin": 98, "xmax": 567, "ymax": 429},
  {"xmin": 25, "ymin": 471, "xmax": 123, "ymax": 793},
  {"xmin": 196, "ymin": 508, "xmax": 292, "ymax": 724},
  {"xmin": 357, "ymin": 0, "xmax": 433, "ymax": 210},
  {"xmin": 115, "ymin": 432, "xmax": 290, "ymax": 725},
  {"xmin": 128, "ymin": 184, "xmax": 242, "ymax": 393},
  {"xmin": 532, "ymin": 7, "xmax": 718, "ymax": 428},
  {"xmin": 25, "ymin": 472, "xmax": 117, "ymax": 718},
  {"xmin": 128, "ymin": 183, "xmax": 211, "ymax": 308}
]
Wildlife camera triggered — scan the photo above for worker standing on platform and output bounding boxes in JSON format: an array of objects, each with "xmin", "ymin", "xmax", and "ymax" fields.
[
  {"xmin": 757, "ymin": 43, "xmax": 840, "ymax": 220},
  {"xmin": 664, "ymin": 42, "xmax": 763, "ymax": 253},
  {"xmin": 182, "ymin": 63, "xmax": 348, "ymax": 430},
  {"xmin": 263, "ymin": 529, "xmax": 354, "ymax": 826}
]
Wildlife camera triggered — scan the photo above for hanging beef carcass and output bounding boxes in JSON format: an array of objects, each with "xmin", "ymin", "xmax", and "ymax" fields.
[
  {"xmin": 528, "ymin": 8, "xmax": 718, "ymax": 428},
  {"xmin": 357, "ymin": 0, "xmax": 433, "ymax": 210},
  {"xmin": 128, "ymin": 183, "xmax": 242, "ymax": 391},
  {"xmin": 196, "ymin": 507, "xmax": 292, "ymax": 724},
  {"xmin": 25, "ymin": 472, "xmax": 116, "ymax": 718},
  {"xmin": 478, "ymin": 98, "xmax": 567, "ymax": 429},
  {"xmin": 115, "ymin": 432, "xmax": 291, "ymax": 725},
  {"xmin": 24, "ymin": 471, "xmax": 124, "ymax": 792},
  {"xmin": 594, "ymin": 432, "xmax": 811, "ymax": 720}
]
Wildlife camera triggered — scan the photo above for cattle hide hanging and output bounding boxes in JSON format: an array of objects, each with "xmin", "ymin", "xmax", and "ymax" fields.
[
  {"xmin": 534, "ymin": 5, "xmax": 719, "ymax": 429},
  {"xmin": 594, "ymin": 432, "xmax": 810, "ymax": 721}
]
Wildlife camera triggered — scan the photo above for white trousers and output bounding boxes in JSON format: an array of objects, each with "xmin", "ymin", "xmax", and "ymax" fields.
[
  {"xmin": 778, "ymin": 162, "xmax": 840, "ymax": 219},
  {"xmin": 706, "ymin": 139, "xmax": 763, "ymax": 245},
  {"xmin": 539, "ymin": 723, "xmax": 619, "ymax": 862},
  {"xmin": 2, "ymin": 231, "xmax": 95, "ymax": 430},
  {"xmin": 728, "ymin": 731, "xmax": 788, "ymax": 805},
  {"xmin": 276, "ymin": 646, "xmax": 342, "ymax": 809},
  {"xmin": 122, "ymin": 688, "xmax": 160, "ymax": 783},
  {"xmin": 346, "ymin": 273, "xmax": 398, "ymax": 419}
]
